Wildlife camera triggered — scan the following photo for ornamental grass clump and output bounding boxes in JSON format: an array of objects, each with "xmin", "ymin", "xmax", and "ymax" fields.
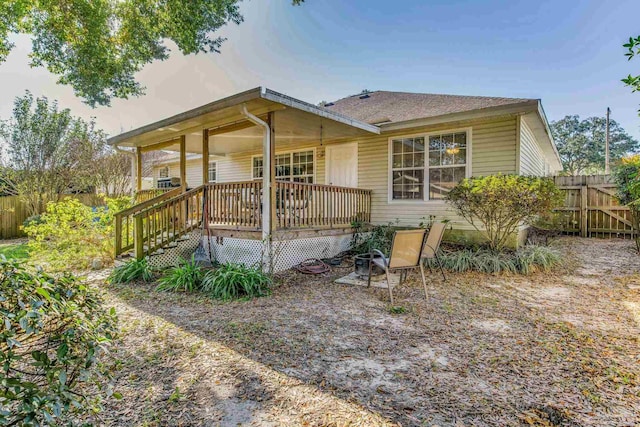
[
  {"xmin": 446, "ymin": 174, "xmax": 563, "ymax": 251},
  {"xmin": 425, "ymin": 245, "xmax": 560, "ymax": 275},
  {"xmin": 156, "ymin": 256, "xmax": 204, "ymax": 293},
  {"xmin": 108, "ymin": 258, "xmax": 154, "ymax": 284},
  {"xmin": 201, "ymin": 263, "xmax": 271, "ymax": 300},
  {"xmin": 0, "ymin": 258, "xmax": 118, "ymax": 425}
]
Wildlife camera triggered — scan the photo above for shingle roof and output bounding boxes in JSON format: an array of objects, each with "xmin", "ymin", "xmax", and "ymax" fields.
[{"xmin": 323, "ymin": 91, "xmax": 535, "ymax": 124}]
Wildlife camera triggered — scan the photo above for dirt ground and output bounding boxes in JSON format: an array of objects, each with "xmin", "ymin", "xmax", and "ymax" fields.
[{"xmin": 94, "ymin": 237, "xmax": 640, "ymax": 427}]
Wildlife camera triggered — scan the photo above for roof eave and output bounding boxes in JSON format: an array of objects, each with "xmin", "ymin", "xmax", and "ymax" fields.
[
  {"xmin": 108, "ymin": 87, "xmax": 380, "ymax": 147},
  {"xmin": 377, "ymin": 100, "xmax": 540, "ymax": 132}
]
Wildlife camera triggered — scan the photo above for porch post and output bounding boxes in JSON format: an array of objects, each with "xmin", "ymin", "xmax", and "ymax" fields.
[
  {"xmin": 179, "ymin": 135, "xmax": 187, "ymax": 192},
  {"xmin": 202, "ymin": 129, "xmax": 209, "ymax": 185},
  {"xmin": 136, "ymin": 147, "xmax": 142, "ymax": 191},
  {"xmin": 267, "ymin": 112, "xmax": 277, "ymax": 233}
]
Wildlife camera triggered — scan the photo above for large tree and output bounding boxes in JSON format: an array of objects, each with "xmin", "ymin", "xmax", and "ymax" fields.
[
  {"xmin": 0, "ymin": 1, "xmax": 303, "ymax": 107},
  {"xmin": 550, "ymin": 115, "xmax": 639, "ymax": 175},
  {"xmin": 0, "ymin": 91, "xmax": 108, "ymax": 215}
]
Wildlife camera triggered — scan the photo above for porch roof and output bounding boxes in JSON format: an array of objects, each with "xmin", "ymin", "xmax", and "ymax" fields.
[{"xmin": 107, "ymin": 87, "xmax": 380, "ymax": 155}]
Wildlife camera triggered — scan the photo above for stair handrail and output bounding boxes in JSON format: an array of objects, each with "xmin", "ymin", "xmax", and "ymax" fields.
[
  {"xmin": 132, "ymin": 185, "xmax": 207, "ymax": 259},
  {"xmin": 114, "ymin": 187, "xmax": 183, "ymax": 257}
]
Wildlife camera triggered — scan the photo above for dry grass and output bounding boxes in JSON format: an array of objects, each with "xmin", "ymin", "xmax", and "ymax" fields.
[{"xmin": 92, "ymin": 237, "xmax": 640, "ymax": 426}]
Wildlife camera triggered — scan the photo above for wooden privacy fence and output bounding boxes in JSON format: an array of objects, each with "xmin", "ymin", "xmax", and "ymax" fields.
[
  {"xmin": 0, "ymin": 193, "xmax": 105, "ymax": 240},
  {"xmin": 554, "ymin": 175, "xmax": 635, "ymax": 239}
]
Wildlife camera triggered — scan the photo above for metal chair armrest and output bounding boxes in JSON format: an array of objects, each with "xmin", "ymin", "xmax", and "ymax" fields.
[{"xmin": 422, "ymin": 244, "xmax": 437, "ymax": 259}]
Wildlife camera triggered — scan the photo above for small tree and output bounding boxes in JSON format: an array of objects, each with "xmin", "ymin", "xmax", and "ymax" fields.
[
  {"xmin": 0, "ymin": 259, "xmax": 118, "ymax": 425},
  {"xmin": 612, "ymin": 155, "xmax": 640, "ymax": 252},
  {"xmin": 446, "ymin": 174, "xmax": 563, "ymax": 251},
  {"xmin": 0, "ymin": 92, "xmax": 107, "ymax": 216}
]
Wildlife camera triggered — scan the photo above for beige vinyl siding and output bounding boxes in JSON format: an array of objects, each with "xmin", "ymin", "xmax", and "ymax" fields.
[
  {"xmin": 358, "ymin": 116, "xmax": 517, "ymax": 229},
  {"xmin": 519, "ymin": 118, "xmax": 546, "ymax": 176}
]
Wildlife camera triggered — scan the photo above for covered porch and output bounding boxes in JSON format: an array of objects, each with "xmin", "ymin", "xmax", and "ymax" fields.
[{"xmin": 109, "ymin": 88, "xmax": 379, "ymax": 264}]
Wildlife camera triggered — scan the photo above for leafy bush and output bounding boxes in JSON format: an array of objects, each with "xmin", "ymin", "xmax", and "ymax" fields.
[
  {"xmin": 0, "ymin": 258, "xmax": 118, "ymax": 425},
  {"xmin": 156, "ymin": 256, "xmax": 204, "ymax": 292},
  {"xmin": 108, "ymin": 258, "xmax": 154, "ymax": 284},
  {"xmin": 23, "ymin": 196, "xmax": 132, "ymax": 271},
  {"xmin": 201, "ymin": 263, "xmax": 271, "ymax": 300},
  {"xmin": 351, "ymin": 221, "xmax": 397, "ymax": 255},
  {"xmin": 446, "ymin": 174, "xmax": 563, "ymax": 251},
  {"xmin": 613, "ymin": 155, "xmax": 640, "ymax": 251},
  {"xmin": 425, "ymin": 245, "xmax": 561, "ymax": 275}
]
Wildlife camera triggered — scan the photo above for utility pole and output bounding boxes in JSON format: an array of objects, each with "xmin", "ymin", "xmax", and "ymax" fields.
[{"xmin": 605, "ymin": 107, "xmax": 611, "ymax": 175}]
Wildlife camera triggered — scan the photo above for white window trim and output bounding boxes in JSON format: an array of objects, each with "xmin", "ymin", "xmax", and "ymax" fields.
[
  {"xmin": 207, "ymin": 160, "xmax": 217, "ymax": 183},
  {"xmin": 387, "ymin": 127, "xmax": 472, "ymax": 204},
  {"xmin": 251, "ymin": 147, "xmax": 316, "ymax": 182},
  {"xmin": 158, "ymin": 166, "xmax": 169, "ymax": 179}
]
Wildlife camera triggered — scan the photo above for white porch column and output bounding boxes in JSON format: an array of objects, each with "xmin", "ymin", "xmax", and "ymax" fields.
[{"xmin": 179, "ymin": 135, "xmax": 186, "ymax": 192}]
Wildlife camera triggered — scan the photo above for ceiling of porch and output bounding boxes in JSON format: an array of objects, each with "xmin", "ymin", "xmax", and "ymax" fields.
[{"xmin": 108, "ymin": 87, "xmax": 380, "ymax": 155}]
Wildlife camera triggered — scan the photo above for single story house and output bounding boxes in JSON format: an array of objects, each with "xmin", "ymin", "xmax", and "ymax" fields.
[{"xmin": 109, "ymin": 87, "xmax": 561, "ymax": 271}]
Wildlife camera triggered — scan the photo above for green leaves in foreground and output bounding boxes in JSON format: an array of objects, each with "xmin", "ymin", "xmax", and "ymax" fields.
[
  {"xmin": 201, "ymin": 263, "xmax": 271, "ymax": 300},
  {"xmin": 0, "ymin": 258, "xmax": 118, "ymax": 425}
]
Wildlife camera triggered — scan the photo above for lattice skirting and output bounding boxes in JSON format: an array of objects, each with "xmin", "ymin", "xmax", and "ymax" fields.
[
  {"xmin": 208, "ymin": 233, "xmax": 355, "ymax": 272},
  {"xmin": 147, "ymin": 232, "xmax": 202, "ymax": 270}
]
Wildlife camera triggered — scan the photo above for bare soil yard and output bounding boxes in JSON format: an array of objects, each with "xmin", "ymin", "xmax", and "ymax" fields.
[{"xmin": 95, "ymin": 237, "xmax": 640, "ymax": 426}]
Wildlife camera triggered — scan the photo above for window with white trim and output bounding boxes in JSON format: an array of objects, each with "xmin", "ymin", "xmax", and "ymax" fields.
[
  {"xmin": 158, "ymin": 166, "xmax": 169, "ymax": 178},
  {"xmin": 391, "ymin": 131, "xmax": 468, "ymax": 201},
  {"xmin": 252, "ymin": 150, "xmax": 314, "ymax": 183},
  {"xmin": 208, "ymin": 161, "xmax": 217, "ymax": 183}
]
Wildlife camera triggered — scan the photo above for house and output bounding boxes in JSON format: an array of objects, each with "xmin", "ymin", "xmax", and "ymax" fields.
[{"xmin": 109, "ymin": 87, "xmax": 561, "ymax": 271}]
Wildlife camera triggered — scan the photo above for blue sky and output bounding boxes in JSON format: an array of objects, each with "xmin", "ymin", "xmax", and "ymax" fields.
[{"xmin": 1, "ymin": 0, "xmax": 639, "ymax": 139}]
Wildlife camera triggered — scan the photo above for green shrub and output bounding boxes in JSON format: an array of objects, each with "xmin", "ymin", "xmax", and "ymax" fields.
[
  {"xmin": 613, "ymin": 155, "xmax": 640, "ymax": 251},
  {"xmin": 22, "ymin": 196, "xmax": 132, "ymax": 271},
  {"xmin": 351, "ymin": 221, "xmax": 397, "ymax": 255},
  {"xmin": 108, "ymin": 258, "xmax": 154, "ymax": 284},
  {"xmin": 201, "ymin": 263, "xmax": 271, "ymax": 300},
  {"xmin": 425, "ymin": 245, "xmax": 560, "ymax": 275},
  {"xmin": 0, "ymin": 258, "xmax": 118, "ymax": 425},
  {"xmin": 446, "ymin": 174, "xmax": 563, "ymax": 251},
  {"xmin": 156, "ymin": 256, "xmax": 204, "ymax": 292}
]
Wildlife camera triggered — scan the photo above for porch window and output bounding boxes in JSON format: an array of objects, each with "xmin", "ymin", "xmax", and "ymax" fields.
[
  {"xmin": 390, "ymin": 131, "xmax": 468, "ymax": 201},
  {"xmin": 252, "ymin": 150, "xmax": 314, "ymax": 183},
  {"xmin": 158, "ymin": 166, "xmax": 169, "ymax": 178},
  {"xmin": 208, "ymin": 161, "xmax": 217, "ymax": 183}
]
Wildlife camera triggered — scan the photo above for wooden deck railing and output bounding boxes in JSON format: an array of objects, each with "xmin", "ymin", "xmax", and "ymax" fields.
[
  {"xmin": 118, "ymin": 181, "xmax": 372, "ymax": 259},
  {"xmin": 114, "ymin": 187, "xmax": 181, "ymax": 257},
  {"xmin": 274, "ymin": 181, "xmax": 371, "ymax": 228},
  {"xmin": 133, "ymin": 186, "xmax": 205, "ymax": 259},
  {"xmin": 135, "ymin": 188, "xmax": 175, "ymax": 204}
]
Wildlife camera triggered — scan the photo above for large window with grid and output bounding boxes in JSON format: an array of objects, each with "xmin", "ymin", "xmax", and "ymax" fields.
[
  {"xmin": 252, "ymin": 150, "xmax": 314, "ymax": 183},
  {"xmin": 158, "ymin": 166, "xmax": 169, "ymax": 178},
  {"xmin": 390, "ymin": 130, "xmax": 468, "ymax": 201},
  {"xmin": 208, "ymin": 161, "xmax": 217, "ymax": 183}
]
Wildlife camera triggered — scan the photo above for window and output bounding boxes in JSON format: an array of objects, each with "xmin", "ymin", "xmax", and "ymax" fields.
[
  {"xmin": 390, "ymin": 130, "xmax": 469, "ymax": 201},
  {"xmin": 158, "ymin": 166, "xmax": 169, "ymax": 178},
  {"xmin": 252, "ymin": 150, "xmax": 314, "ymax": 183},
  {"xmin": 208, "ymin": 161, "xmax": 217, "ymax": 183}
]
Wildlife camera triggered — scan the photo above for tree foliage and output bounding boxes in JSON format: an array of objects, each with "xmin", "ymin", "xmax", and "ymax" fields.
[
  {"xmin": 0, "ymin": 258, "xmax": 118, "ymax": 425},
  {"xmin": 550, "ymin": 115, "xmax": 639, "ymax": 175},
  {"xmin": 446, "ymin": 174, "xmax": 563, "ymax": 251},
  {"xmin": 623, "ymin": 35, "xmax": 640, "ymax": 95},
  {"xmin": 0, "ymin": 0, "xmax": 304, "ymax": 107},
  {"xmin": 0, "ymin": 92, "xmax": 130, "ymax": 216},
  {"xmin": 612, "ymin": 155, "xmax": 640, "ymax": 251}
]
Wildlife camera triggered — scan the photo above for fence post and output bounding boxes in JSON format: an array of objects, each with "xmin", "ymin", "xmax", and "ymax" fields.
[
  {"xmin": 134, "ymin": 215, "xmax": 144, "ymax": 260},
  {"xmin": 580, "ymin": 184, "xmax": 588, "ymax": 237}
]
